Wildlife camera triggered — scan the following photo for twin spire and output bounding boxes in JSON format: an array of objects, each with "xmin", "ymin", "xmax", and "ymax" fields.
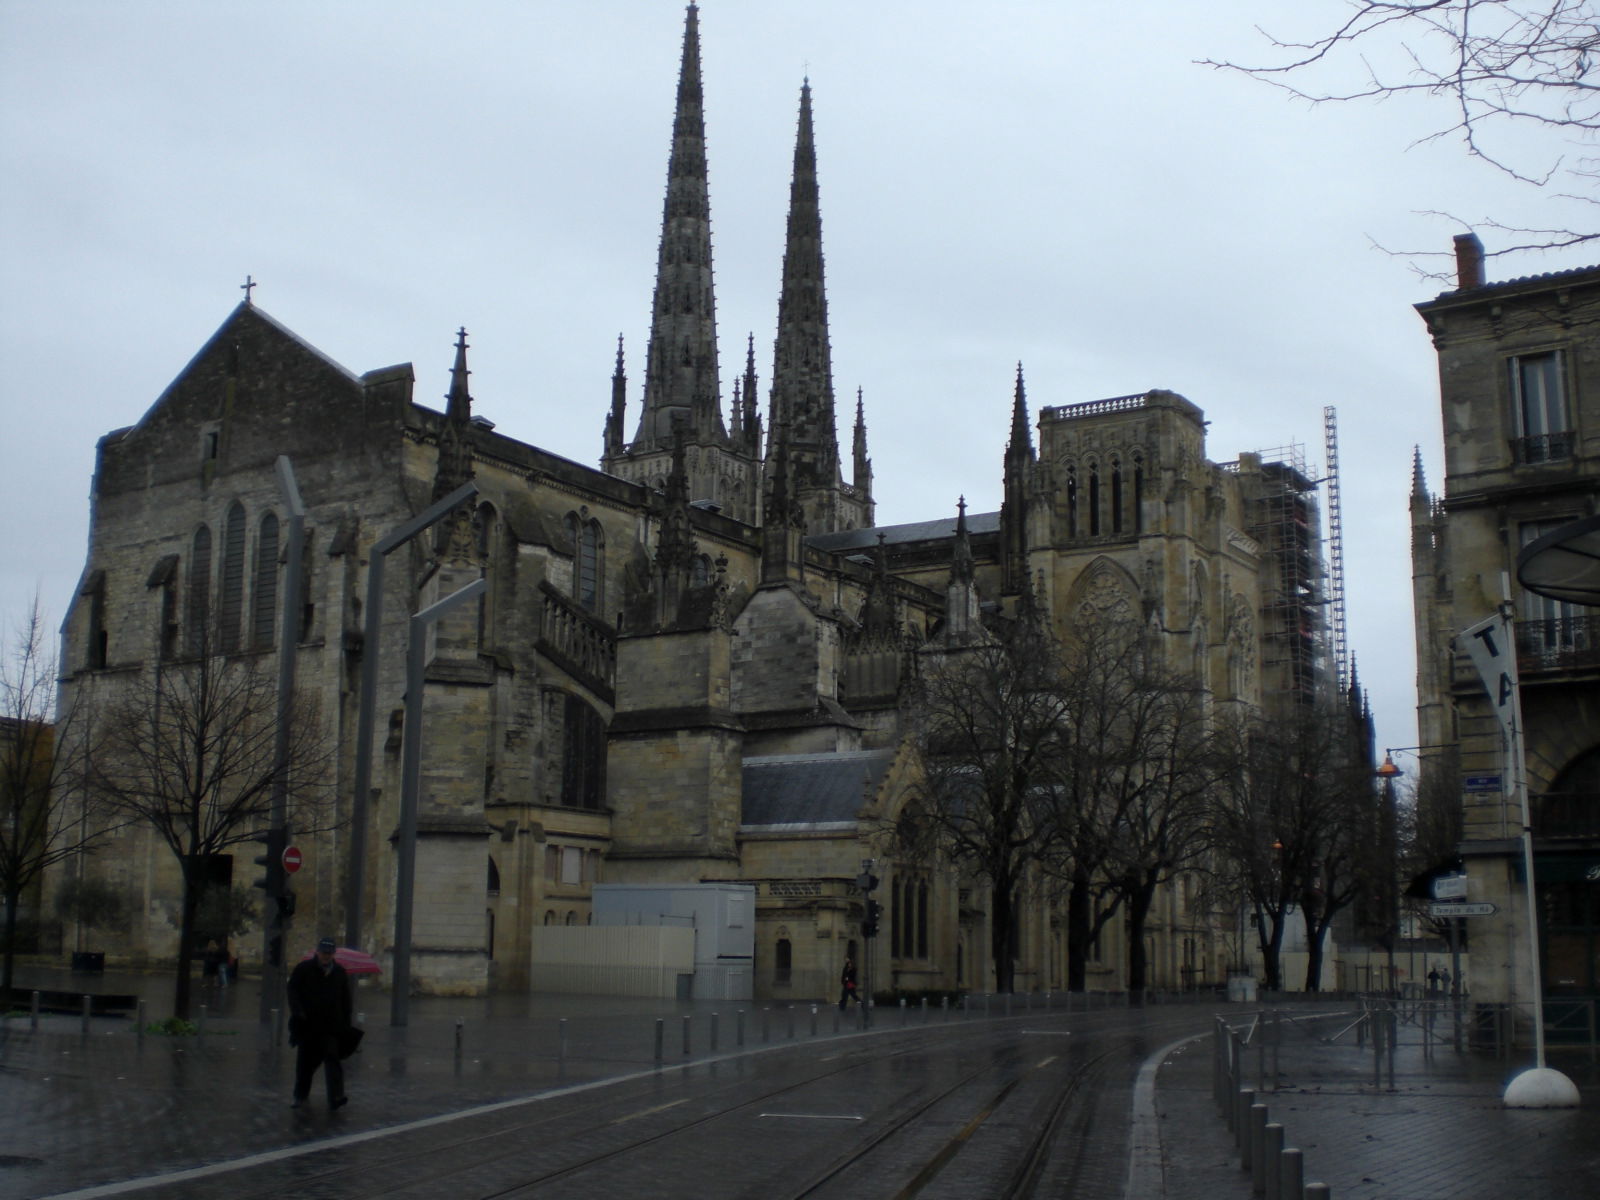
[{"xmin": 608, "ymin": 4, "xmax": 871, "ymax": 532}]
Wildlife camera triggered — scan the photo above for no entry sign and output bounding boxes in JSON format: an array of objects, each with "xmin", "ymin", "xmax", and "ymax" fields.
[{"xmin": 282, "ymin": 845, "xmax": 303, "ymax": 873}]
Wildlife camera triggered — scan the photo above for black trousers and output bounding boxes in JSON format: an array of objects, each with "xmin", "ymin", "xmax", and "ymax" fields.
[{"xmin": 293, "ymin": 1031, "xmax": 345, "ymax": 1103}]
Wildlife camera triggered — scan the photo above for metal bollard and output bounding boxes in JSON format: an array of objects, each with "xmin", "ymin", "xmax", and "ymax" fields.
[
  {"xmin": 737, "ymin": 1009, "xmax": 745, "ymax": 1047},
  {"xmin": 31, "ymin": 990, "xmax": 40, "ymax": 1030},
  {"xmin": 559, "ymin": 1018, "xmax": 568, "ymax": 1064},
  {"xmin": 654, "ymin": 1018, "xmax": 664, "ymax": 1064},
  {"xmin": 1247, "ymin": 1103, "xmax": 1267, "ymax": 1178},
  {"xmin": 455, "ymin": 1017, "xmax": 465, "ymax": 1059},
  {"xmin": 710, "ymin": 1012, "xmax": 719, "ymax": 1052},
  {"xmin": 1281, "ymin": 1148, "xmax": 1305, "ymax": 1200},
  {"xmin": 1234, "ymin": 1088, "xmax": 1254, "ymax": 1147},
  {"xmin": 81, "ymin": 994, "xmax": 92, "ymax": 1033},
  {"xmin": 136, "ymin": 999, "xmax": 146, "ymax": 1043},
  {"xmin": 921, "ymin": 996, "xmax": 929, "ymax": 1023},
  {"xmin": 809, "ymin": 1005, "xmax": 817, "ymax": 1037},
  {"xmin": 1262, "ymin": 1123, "xmax": 1284, "ymax": 1198},
  {"xmin": 901, "ymin": 997, "xmax": 908, "ymax": 1027},
  {"xmin": 942, "ymin": 995, "xmax": 949, "ymax": 1020},
  {"xmin": 1304, "ymin": 1182, "xmax": 1329, "ymax": 1200},
  {"xmin": 682, "ymin": 1014, "xmax": 692, "ymax": 1056}
]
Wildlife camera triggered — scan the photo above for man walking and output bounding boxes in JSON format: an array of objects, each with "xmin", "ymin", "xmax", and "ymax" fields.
[{"xmin": 287, "ymin": 937, "xmax": 354, "ymax": 1110}]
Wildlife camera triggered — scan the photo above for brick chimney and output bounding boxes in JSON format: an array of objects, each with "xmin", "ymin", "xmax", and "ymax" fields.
[{"xmin": 1453, "ymin": 233, "xmax": 1485, "ymax": 290}]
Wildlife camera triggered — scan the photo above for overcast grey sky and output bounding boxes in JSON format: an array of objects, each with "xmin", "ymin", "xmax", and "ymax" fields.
[{"xmin": 2, "ymin": 1, "xmax": 1593, "ymax": 758}]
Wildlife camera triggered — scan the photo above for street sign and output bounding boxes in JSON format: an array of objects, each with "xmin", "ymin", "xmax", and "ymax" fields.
[
  {"xmin": 1429, "ymin": 901, "xmax": 1495, "ymax": 918},
  {"xmin": 282, "ymin": 845, "xmax": 303, "ymax": 874},
  {"xmin": 1432, "ymin": 874, "xmax": 1467, "ymax": 900},
  {"xmin": 1463, "ymin": 774, "xmax": 1502, "ymax": 793}
]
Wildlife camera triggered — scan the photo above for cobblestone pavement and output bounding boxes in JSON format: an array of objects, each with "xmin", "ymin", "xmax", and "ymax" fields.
[
  {"xmin": 1154, "ymin": 1005, "xmax": 1600, "ymax": 1200},
  {"xmin": 5, "ymin": 971, "xmax": 1600, "ymax": 1200}
]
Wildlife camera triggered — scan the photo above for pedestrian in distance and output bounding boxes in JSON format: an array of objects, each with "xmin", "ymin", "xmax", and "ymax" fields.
[
  {"xmin": 1427, "ymin": 967, "xmax": 1441, "ymax": 994},
  {"xmin": 839, "ymin": 956, "xmax": 862, "ymax": 1011},
  {"xmin": 287, "ymin": 937, "xmax": 358, "ymax": 1110},
  {"xmin": 201, "ymin": 940, "xmax": 226, "ymax": 990}
]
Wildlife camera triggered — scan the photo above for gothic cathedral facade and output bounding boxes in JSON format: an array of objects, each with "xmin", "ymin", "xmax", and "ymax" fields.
[{"xmin": 55, "ymin": 6, "xmax": 1334, "ymax": 1001}]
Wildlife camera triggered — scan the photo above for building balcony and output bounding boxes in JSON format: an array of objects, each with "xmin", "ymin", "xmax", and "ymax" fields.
[
  {"xmin": 1511, "ymin": 431, "xmax": 1575, "ymax": 465},
  {"xmin": 1515, "ymin": 616, "xmax": 1600, "ymax": 673},
  {"xmin": 1533, "ymin": 792, "xmax": 1600, "ymax": 840}
]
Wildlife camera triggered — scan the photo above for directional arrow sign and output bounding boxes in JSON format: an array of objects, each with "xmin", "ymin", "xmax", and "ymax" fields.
[{"xmin": 1429, "ymin": 901, "xmax": 1496, "ymax": 918}]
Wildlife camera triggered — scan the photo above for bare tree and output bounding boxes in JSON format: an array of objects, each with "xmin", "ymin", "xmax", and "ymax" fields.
[
  {"xmin": 1037, "ymin": 623, "xmax": 1221, "ymax": 995},
  {"xmin": 1205, "ymin": 1, "xmax": 1600, "ymax": 266},
  {"xmin": 904, "ymin": 615, "xmax": 1070, "ymax": 994},
  {"xmin": 1210, "ymin": 698, "xmax": 1381, "ymax": 991},
  {"xmin": 0, "ymin": 600, "xmax": 110, "ymax": 995},
  {"xmin": 86, "ymin": 622, "xmax": 332, "ymax": 1018}
]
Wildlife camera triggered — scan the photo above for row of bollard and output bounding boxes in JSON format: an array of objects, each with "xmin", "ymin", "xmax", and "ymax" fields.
[{"xmin": 1213, "ymin": 1016, "xmax": 1331, "ymax": 1199}]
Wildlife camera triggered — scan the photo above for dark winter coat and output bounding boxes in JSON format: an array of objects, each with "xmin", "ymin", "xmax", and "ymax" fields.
[{"xmin": 286, "ymin": 958, "xmax": 352, "ymax": 1043}]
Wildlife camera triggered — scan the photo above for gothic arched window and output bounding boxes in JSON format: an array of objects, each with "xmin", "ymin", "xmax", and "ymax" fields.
[
  {"xmin": 1110, "ymin": 459, "xmax": 1124, "ymax": 534},
  {"xmin": 1088, "ymin": 466, "xmax": 1101, "ymax": 536},
  {"xmin": 565, "ymin": 512, "xmax": 604, "ymax": 614},
  {"xmin": 252, "ymin": 511, "xmax": 279, "ymax": 649},
  {"xmin": 561, "ymin": 694, "xmax": 606, "ymax": 811},
  {"xmin": 218, "ymin": 501, "xmax": 246, "ymax": 652},
  {"xmin": 187, "ymin": 525, "xmax": 211, "ymax": 654}
]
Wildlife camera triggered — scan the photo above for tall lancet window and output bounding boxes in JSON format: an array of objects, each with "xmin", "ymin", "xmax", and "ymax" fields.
[
  {"xmin": 188, "ymin": 525, "xmax": 212, "ymax": 654},
  {"xmin": 1133, "ymin": 455, "xmax": 1146, "ymax": 534},
  {"xmin": 566, "ymin": 512, "xmax": 604, "ymax": 614},
  {"xmin": 1110, "ymin": 459, "xmax": 1124, "ymax": 534},
  {"xmin": 219, "ymin": 501, "xmax": 246, "ymax": 652},
  {"xmin": 1088, "ymin": 466, "xmax": 1101, "ymax": 536},
  {"xmin": 252, "ymin": 512, "xmax": 279, "ymax": 650}
]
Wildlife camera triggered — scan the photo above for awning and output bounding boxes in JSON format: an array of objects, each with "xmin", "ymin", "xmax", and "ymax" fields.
[{"xmin": 1516, "ymin": 514, "xmax": 1600, "ymax": 608}]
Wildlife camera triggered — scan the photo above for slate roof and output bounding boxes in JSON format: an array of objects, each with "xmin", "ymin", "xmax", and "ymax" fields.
[
  {"xmin": 740, "ymin": 749, "xmax": 896, "ymax": 830},
  {"xmin": 807, "ymin": 510, "xmax": 1000, "ymax": 554}
]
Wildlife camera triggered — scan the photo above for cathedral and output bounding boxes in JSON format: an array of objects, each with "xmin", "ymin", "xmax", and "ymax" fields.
[{"xmin": 54, "ymin": 5, "xmax": 1332, "ymax": 1001}]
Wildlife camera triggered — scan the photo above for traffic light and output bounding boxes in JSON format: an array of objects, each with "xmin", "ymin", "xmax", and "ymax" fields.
[
  {"xmin": 277, "ymin": 890, "xmax": 296, "ymax": 920},
  {"xmin": 863, "ymin": 899, "xmax": 882, "ymax": 939},
  {"xmin": 252, "ymin": 827, "xmax": 287, "ymax": 896}
]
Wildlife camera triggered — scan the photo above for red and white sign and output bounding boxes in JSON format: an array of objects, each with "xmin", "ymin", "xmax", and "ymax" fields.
[{"xmin": 282, "ymin": 845, "xmax": 303, "ymax": 874}]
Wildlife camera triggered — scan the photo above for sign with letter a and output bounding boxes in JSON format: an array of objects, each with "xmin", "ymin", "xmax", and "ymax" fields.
[{"xmin": 1459, "ymin": 611, "xmax": 1521, "ymax": 744}]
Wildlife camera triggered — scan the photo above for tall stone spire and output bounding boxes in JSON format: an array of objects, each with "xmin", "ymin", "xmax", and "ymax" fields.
[
  {"xmin": 604, "ymin": 334, "xmax": 627, "ymax": 460},
  {"xmin": 742, "ymin": 333, "xmax": 762, "ymax": 455},
  {"xmin": 1001, "ymin": 363, "xmax": 1035, "ymax": 595},
  {"xmin": 944, "ymin": 497, "xmax": 982, "ymax": 645},
  {"xmin": 852, "ymin": 389, "xmax": 871, "ymax": 485},
  {"xmin": 766, "ymin": 78, "xmax": 856, "ymax": 532},
  {"xmin": 433, "ymin": 327, "xmax": 478, "ymax": 565},
  {"xmin": 633, "ymin": 3, "xmax": 724, "ymax": 451}
]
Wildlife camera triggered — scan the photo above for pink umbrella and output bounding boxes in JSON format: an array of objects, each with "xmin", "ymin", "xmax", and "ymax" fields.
[{"xmin": 301, "ymin": 946, "xmax": 383, "ymax": 975}]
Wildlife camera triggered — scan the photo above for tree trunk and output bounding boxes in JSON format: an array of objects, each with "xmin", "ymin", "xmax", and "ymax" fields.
[
  {"xmin": 1304, "ymin": 919, "xmax": 1328, "ymax": 992},
  {"xmin": 1255, "ymin": 906, "xmax": 1287, "ymax": 991},
  {"xmin": 1066, "ymin": 871, "xmax": 1091, "ymax": 992},
  {"xmin": 1125, "ymin": 879, "xmax": 1157, "ymax": 996},
  {"xmin": 172, "ymin": 870, "xmax": 201, "ymax": 1020},
  {"xmin": 990, "ymin": 883, "xmax": 1015, "ymax": 993},
  {"xmin": 1, "ymin": 888, "xmax": 18, "ymax": 996}
]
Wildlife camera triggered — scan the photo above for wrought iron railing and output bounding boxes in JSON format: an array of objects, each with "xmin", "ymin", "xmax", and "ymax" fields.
[
  {"xmin": 1515, "ymin": 615, "xmax": 1600, "ymax": 671},
  {"xmin": 1511, "ymin": 430, "xmax": 1574, "ymax": 465}
]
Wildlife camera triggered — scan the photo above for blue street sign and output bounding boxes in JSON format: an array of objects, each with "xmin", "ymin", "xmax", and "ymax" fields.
[{"xmin": 1463, "ymin": 774, "xmax": 1502, "ymax": 793}]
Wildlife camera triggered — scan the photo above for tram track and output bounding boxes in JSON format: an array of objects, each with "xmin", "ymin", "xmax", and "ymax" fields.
[{"xmin": 100, "ymin": 1006, "xmax": 1211, "ymax": 1200}]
